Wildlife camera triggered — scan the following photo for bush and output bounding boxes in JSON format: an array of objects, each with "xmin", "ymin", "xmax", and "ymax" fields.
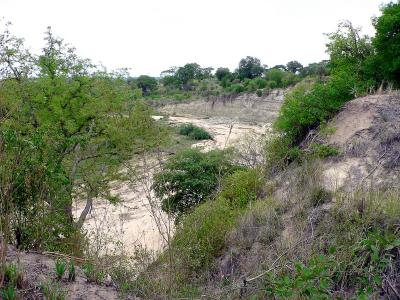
[
  {"xmin": 220, "ymin": 168, "xmax": 264, "ymax": 208},
  {"xmin": 274, "ymin": 71, "xmax": 355, "ymax": 144},
  {"xmin": 309, "ymin": 186, "xmax": 332, "ymax": 207},
  {"xmin": 310, "ymin": 143, "xmax": 340, "ymax": 158},
  {"xmin": 256, "ymin": 89, "xmax": 263, "ymax": 97},
  {"xmin": 179, "ymin": 123, "xmax": 211, "ymax": 140},
  {"xmin": 153, "ymin": 149, "xmax": 238, "ymax": 216},
  {"xmin": 171, "ymin": 197, "xmax": 240, "ymax": 274}
]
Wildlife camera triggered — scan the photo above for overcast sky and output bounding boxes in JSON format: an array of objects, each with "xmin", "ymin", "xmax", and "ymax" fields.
[{"xmin": 1, "ymin": 0, "xmax": 392, "ymax": 76}]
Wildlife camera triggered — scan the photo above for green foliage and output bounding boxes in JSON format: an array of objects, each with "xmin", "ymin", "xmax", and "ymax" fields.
[
  {"xmin": 68, "ymin": 261, "xmax": 76, "ymax": 282},
  {"xmin": 300, "ymin": 60, "xmax": 330, "ymax": 78},
  {"xmin": 265, "ymin": 136, "xmax": 300, "ymax": 175},
  {"xmin": 0, "ymin": 286, "xmax": 16, "ymax": 300},
  {"xmin": 4, "ymin": 264, "xmax": 18, "ymax": 287},
  {"xmin": 256, "ymin": 89, "xmax": 263, "ymax": 97},
  {"xmin": 55, "ymin": 259, "xmax": 66, "ymax": 280},
  {"xmin": 82, "ymin": 262, "xmax": 104, "ymax": 284},
  {"xmin": 178, "ymin": 123, "xmax": 211, "ymax": 140},
  {"xmin": 310, "ymin": 143, "xmax": 340, "ymax": 158},
  {"xmin": 215, "ymin": 67, "xmax": 232, "ymax": 81},
  {"xmin": 0, "ymin": 24, "xmax": 165, "ymax": 254},
  {"xmin": 266, "ymin": 254, "xmax": 336, "ymax": 299},
  {"xmin": 171, "ymin": 196, "xmax": 240, "ymax": 274},
  {"xmin": 237, "ymin": 56, "xmax": 264, "ymax": 79},
  {"xmin": 153, "ymin": 149, "xmax": 237, "ymax": 216},
  {"xmin": 220, "ymin": 168, "xmax": 264, "ymax": 208},
  {"xmin": 373, "ymin": 2, "xmax": 400, "ymax": 86},
  {"xmin": 41, "ymin": 281, "xmax": 66, "ymax": 300},
  {"xmin": 274, "ymin": 71, "xmax": 354, "ymax": 144},
  {"xmin": 286, "ymin": 60, "xmax": 303, "ymax": 73},
  {"xmin": 135, "ymin": 75, "xmax": 158, "ymax": 96}
]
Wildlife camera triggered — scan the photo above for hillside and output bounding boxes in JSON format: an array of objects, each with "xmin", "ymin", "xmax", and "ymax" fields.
[{"xmin": 131, "ymin": 92, "xmax": 400, "ymax": 299}]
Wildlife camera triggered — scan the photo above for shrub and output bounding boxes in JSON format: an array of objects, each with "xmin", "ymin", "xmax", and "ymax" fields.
[
  {"xmin": 265, "ymin": 136, "xmax": 300, "ymax": 175},
  {"xmin": 171, "ymin": 197, "xmax": 240, "ymax": 274},
  {"xmin": 220, "ymin": 168, "xmax": 264, "ymax": 208},
  {"xmin": 309, "ymin": 186, "xmax": 332, "ymax": 207},
  {"xmin": 274, "ymin": 71, "xmax": 355, "ymax": 144},
  {"xmin": 256, "ymin": 89, "xmax": 263, "ymax": 97},
  {"xmin": 178, "ymin": 123, "xmax": 211, "ymax": 140},
  {"xmin": 153, "ymin": 149, "xmax": 238, "ymax": 216},
  {"xmin": 310, "ymin": 143, "xmax": 340, "ymax": 158},
  {"xmin": 231, "ymin": 83, "xmax": 245, "ymax": 93}
]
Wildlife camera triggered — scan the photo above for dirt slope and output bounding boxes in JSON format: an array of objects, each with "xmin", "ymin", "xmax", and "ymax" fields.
[
  {"xmin": 321, "ymin": 93, "xmax": 400, "ymax": 191},
  {"xmin": 5, "ymin": 246, "xmax": 119, "ymax": 300},
  {"xmin": 159, "ymin": 90, "xmax": 284, "ymax": 123}
]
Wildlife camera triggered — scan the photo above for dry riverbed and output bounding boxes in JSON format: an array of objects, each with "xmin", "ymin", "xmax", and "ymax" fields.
[{"xmin": 74, "ymin": 93, "xmax": 283, "ymax": 254}]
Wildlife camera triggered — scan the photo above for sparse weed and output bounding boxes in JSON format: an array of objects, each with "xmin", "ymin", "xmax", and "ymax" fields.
[
  {"xmin": 4, "ymin": 264, "xmax": 18, "ymax": 287},
  {"xmin": 55, "ymin": 259, "xmax": 66, "ymax": 281},
  {"xmin": 309, "ymin": 186, "xmax": 332, "ymax": 207},
  {"xmin": 41, "ymin": 281, "xmax": 67, "ymax": 300},
  {"xmin": 68, "ymin": 261, "xmax": 75, "ymax": 282}
]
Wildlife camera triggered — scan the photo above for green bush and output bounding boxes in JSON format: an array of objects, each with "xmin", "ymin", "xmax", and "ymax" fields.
[
  {"xmin": 256, "ymin": 89, "xmax": 263, "ymax": 97},
  {"xmin": 171, "ymin": 197, "xmax": 240, "ymax": 274},
  {"xmin": 178, "ymin": 123, "xmax": 211, "ymax": 140},
  {"xmin": 310, "ymin": 143, "xmax": 340, "ymax": 158},
  {"xmin": 220, "ymin": 168, "xmax": 264, "ymax": 208},
  {"xmin": 274, "ymin": 71, "xmax": 355, "ymax": 144},
  {"xmin": 153, "ymin": 149, "xmax": 238, "ymax": 216}
]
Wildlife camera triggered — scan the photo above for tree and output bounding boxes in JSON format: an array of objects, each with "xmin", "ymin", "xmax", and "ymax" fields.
[
  {"xmin": 136, "ymin": 75, "xmax": 158, "ymax": 96},
  {"xmin": 271, "ymin": 65, "xmax": 287, "ymax": 71},
  {"xmin": 0, "ymin": 25, "xmax": 162, "ymax": 251},
  {"xmin": 236, "ymin": 56, "xmax": 264, "ymax": 80},
  {"xmin": 300, "ymin": 61, "xmax": 330, "ymax": 78},
  {"xmin": 215, "ymin": 67, "xmax": 231, "ymax": 81},
  {"xmin": 373, "ymin": 2, "xmax": 400, "ymax": 86},
  {"xmin": 286, "ymin": 61, "xmax": 303, "ymax": 73},
  {"xmin": 172, "ymin": 63, "xmax": 212, "ymax": 90},
  {"xmin": 326, "ymin": 21, "xmax": 373, "ymax": 72}
]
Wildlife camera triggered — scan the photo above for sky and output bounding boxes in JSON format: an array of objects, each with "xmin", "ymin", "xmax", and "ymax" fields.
[{"xmin": 0, "ymin": 0, "xmax": 393, "ymax": 77}]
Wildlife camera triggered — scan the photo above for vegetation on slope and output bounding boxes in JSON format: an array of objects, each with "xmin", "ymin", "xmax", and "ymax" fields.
[
  {"xmin": 127, "ymin": 2, "xmax": 400, "ymax": 299},
  {"xmin": 1, "ymin": 1, "xmax": 400, "ymax": 299}
]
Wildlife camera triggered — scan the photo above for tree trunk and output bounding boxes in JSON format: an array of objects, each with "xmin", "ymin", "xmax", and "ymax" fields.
[{"xmin": 75, "ymin": 196, "xmax": 93, "ymax": 229}]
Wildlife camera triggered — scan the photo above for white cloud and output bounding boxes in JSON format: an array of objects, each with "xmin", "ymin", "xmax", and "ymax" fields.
[{"xmin": 1, "ymin": 0, "xmax": 391, "ymax": 76}]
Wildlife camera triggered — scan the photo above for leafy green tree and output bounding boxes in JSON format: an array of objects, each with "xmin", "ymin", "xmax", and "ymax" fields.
[
  {"xmin": 271, "ymin": 65, "xmax": 287, "ymax": 71},
  {"xmin": 135, "ymin": 75, "xmax": 158, "ymax": 96},
  {"xmin": 286, "ymin": 61, "xmax": 303, "ymax": 73},
  {"xmin": 372, "ymin": 2, "xmax": 400, "ymax": 86},
  {"xmin": 237, "ymin": 56, "xmax": 264, "ymax": 79},
  {"xmin": 0, "ymin": 25, "xmax": 163, "ymax": 251},
  {"xmin": 300, "ymin": 61, "xmax": 330, "ymax": 78},
  {"xmin": 215, "ymin": 67, "xmax": 232, "ymax": 81},
  {"xmin": 153, "ymin": 149, "xmax": 237, "ymax": 216},
  {"xmin": 174, "ymin": 63, "xmax": 211, "ymax": 90}
]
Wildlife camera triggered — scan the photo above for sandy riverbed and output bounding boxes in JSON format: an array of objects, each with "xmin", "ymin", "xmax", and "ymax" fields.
[{"xmin": 74, "ymin": 94, "xmax": 283, "ymax": 254}]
